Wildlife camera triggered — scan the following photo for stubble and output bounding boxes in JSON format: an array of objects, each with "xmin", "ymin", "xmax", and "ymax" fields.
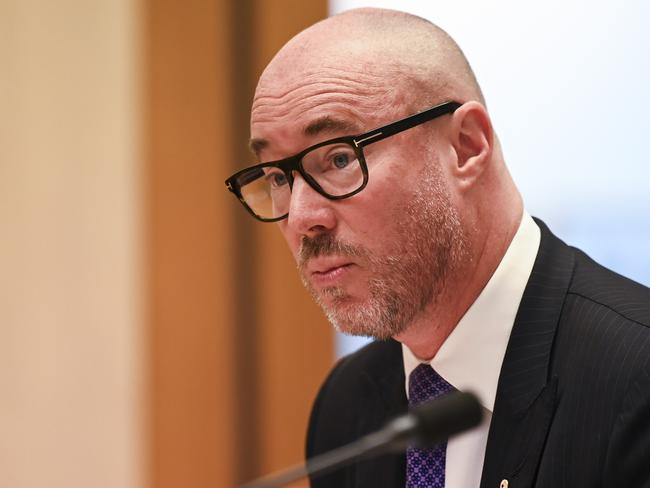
[{"xmin": 298, "ymin": 161, "xmax": 468, "ymax": 339}]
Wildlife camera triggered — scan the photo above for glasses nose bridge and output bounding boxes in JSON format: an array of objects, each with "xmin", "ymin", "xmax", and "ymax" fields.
[
  {"xmin": 285, "ymin": 163, "xmax": 336, "ymax": 232},
  {"xmin": 279, "ymin": 155, "xmax": 319, "ymax": 194},
  {"xmin": 275, "ymin": 155, "xmax": 298, "ymax": 190}
]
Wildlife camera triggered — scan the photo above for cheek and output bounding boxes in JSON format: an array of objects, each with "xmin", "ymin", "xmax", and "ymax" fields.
[
  {"xmin": 342, "ymin": 174, "xmax": 410, "ymax": 242},
  {"xmin": 277, "ymin": 222, "xmax": 301, "ymax": 261}
]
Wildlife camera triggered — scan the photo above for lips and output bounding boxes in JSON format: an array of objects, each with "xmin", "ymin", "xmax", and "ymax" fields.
[
  {"xmin": 306, "ymin": 257, "xmax": 355, "ymax": 286},
  {"xmin": 308, "ymin": 256, "xmax": 352, "ymax": 274}
]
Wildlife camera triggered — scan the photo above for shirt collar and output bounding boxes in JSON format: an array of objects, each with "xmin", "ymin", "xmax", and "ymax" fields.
[{"xmin": 402, "ymin": 212, "xmax": 541, "ymax": 412}]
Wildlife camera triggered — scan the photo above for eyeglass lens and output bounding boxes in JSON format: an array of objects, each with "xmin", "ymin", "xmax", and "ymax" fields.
[{"xmin": 237, "ymin": 141, "xmax": 364, "ymax": 220}]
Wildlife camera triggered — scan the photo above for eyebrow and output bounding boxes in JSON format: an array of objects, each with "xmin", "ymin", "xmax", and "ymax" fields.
[
  {"xmin": 304, "ymin": 116, "xmax": 360, "ymax": 137},
  {"xmin": 248, "ymin": 116, "xmax": 361, "ymax": 158},
  {"xmin": 249, "ymin": 137, "xmax": 268, "ymax": 157}
]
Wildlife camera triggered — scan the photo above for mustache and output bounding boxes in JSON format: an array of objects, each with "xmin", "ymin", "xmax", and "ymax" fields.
[{"xmin": 298, "ymin": 233, "xmax": 365, "ymax": 267}]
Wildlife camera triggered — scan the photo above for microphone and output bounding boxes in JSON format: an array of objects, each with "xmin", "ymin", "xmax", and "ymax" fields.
[{"xmin": 240, "ymin": 390, "xmax": 483, "ymax": 488}]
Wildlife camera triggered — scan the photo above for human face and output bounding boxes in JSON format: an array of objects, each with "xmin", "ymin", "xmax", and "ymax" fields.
[
  {"xmin": 296, "ymin": 156, "xmax": 467, "ymax": 339},
  {"xmin": 251, "ymin": 67, "xmax": 468, "ymax": 338}
]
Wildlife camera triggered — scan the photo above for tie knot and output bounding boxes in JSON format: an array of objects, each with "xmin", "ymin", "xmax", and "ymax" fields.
[{"xmin": 408, "ymin": 364, "xmax": 455, "ymax": 406}]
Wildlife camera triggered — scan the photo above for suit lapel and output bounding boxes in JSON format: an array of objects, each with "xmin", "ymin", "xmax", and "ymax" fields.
[{"xmin": 480, "ymin": 220, "xmax": 575, "ymax": 488}]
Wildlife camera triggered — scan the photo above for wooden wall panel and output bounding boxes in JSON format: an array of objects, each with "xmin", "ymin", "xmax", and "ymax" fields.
[
  {"xmin": 145, "ymin": 0, "xmax": 236, "ymax": 487},
  {"xmin": 145, "ymin": 1, "xmax": 331, "ymax": 487}
]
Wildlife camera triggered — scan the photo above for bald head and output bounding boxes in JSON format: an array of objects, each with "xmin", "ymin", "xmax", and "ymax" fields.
[{"xmin": 255, "ymin": 8, "xmax": 485, "ymax": 119}]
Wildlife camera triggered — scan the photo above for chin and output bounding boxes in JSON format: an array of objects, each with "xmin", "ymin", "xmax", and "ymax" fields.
[
  {"xmin": 315, "ymin": 286, "xmax": 406, "ymax": 339},
  {"xmin": 326, "ymin": 306, "xmax": 403, "ymax": 341}
]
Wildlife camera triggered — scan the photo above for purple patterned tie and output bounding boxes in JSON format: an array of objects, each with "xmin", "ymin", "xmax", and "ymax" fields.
[{"xmin": 406, "ymin": 364, "xmax": 455, "ymax": 488}]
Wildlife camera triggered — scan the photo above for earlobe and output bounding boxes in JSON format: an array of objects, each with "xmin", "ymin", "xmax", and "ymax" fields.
[{"xmin": 450, "ymin": 102, "xmax": 493, "ymax": 186}]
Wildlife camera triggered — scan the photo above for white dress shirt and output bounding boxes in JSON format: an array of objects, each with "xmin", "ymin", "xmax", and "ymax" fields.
[{"xmin": 402, "ymin": 212, "xmax": 541, "ymax": 488}]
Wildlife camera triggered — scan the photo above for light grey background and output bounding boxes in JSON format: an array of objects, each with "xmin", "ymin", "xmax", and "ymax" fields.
[{"xmin": 329, "ymin": 0, "xmax": 650, "ymax": 357}]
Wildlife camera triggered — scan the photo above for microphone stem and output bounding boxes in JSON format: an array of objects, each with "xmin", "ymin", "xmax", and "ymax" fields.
[{"xmin": 239, "ymin": 428, "xmax": 397, "ymax": 488}]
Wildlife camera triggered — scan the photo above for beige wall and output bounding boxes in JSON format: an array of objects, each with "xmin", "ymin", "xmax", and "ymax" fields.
[{"xmin": 0, "ymin": 1, "xmax": 144, "ymax": 487}]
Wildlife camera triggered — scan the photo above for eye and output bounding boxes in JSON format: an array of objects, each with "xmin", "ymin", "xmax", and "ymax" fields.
[
  {"xmin": 265, "ymin": 169, "xmax": 288, "ymax": 188},
  {"xmin": 328, "ymin": 148, "xmax": 357, "ymax": 169},
  {"xmin": 305, "ymin": 144, "xmax": 357, "ymax": 175},
  {"xmin": 332, "ymin": 153, "xmax": 350, "ymax": 169}
]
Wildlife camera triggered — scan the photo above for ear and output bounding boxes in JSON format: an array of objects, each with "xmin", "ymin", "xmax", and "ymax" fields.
[{"xmin": 448, "ymin": 101, "xmax": 493, "ymax": 189}]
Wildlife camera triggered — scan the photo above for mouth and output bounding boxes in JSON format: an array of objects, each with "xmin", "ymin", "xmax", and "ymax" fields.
[{"xmin": 307, "ymin": 260, "xmax": 355, "ymax": 287}]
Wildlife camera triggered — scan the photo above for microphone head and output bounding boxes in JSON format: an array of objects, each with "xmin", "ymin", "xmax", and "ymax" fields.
[{"xmin": 410, "ymin": 391, "xmax": 483, "ymax": 447}]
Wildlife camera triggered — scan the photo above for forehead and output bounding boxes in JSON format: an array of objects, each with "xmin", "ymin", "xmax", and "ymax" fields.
[
  {"xmin": 253, "ymin": 64, "xmax": 388, "ymax": 122},
  {"xmin": 249, "ymin": 115, "xmax": 361, "ymax": 158},
  {"xmin": 250, "ymin": 64, "xmax": 411, "ymax": 156}
]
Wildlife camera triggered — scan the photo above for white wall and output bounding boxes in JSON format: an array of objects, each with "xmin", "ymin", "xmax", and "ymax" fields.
[
  {"xmin": 330, "ymin": 0, "xmax": 650, "ymax": 356},
  {"xmin": 0, "ymin": 1, "xmax": 144, "ymax": 486}
]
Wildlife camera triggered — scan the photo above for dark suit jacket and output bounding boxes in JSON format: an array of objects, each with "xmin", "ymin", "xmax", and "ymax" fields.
[{"xmin": 306, "ymin": 220, "xmax": 650, "ymax": 487}]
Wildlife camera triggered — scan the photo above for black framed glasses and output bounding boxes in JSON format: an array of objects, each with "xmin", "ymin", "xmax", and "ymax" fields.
[{"xmin": 225, "ymin": 100, "xmax": 462, "ymax": 222}]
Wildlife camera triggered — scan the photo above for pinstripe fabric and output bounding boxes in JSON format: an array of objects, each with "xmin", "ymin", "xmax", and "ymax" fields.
[{"xmin": 307, "ymin": 220, "xmax": 650, "ymax": 488}]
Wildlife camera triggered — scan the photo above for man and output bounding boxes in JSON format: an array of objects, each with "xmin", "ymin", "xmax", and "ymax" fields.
[{"xmin": 226, "ymin": 8, "xmax": 650, "ymax": 488}]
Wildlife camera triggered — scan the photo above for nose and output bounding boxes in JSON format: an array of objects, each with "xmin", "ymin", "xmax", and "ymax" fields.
[{"xmin": 285, "ymin": 173, "xmax": 336, "ymax": 237}]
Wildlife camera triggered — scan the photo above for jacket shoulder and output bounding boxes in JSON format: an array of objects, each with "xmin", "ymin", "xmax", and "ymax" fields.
[
  {"xmin": 307, "ymin": 339, "xmax": 404, "ymax": 443},
  {"xmin": 324, "ymin": 339, "xmax": 403, "ymax": 387},
  {"xmin": 306, "ymin": 339, "xmax": 407, "ymax": 487},
  {"xmin": 568, "ymin": 247, "xmax": 650, "ymax": 327}
]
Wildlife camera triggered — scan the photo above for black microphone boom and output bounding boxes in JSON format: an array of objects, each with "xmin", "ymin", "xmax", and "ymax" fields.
[{"xmin": 240, "ymin": 390, "xmax": 482, "ymax": 488}]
